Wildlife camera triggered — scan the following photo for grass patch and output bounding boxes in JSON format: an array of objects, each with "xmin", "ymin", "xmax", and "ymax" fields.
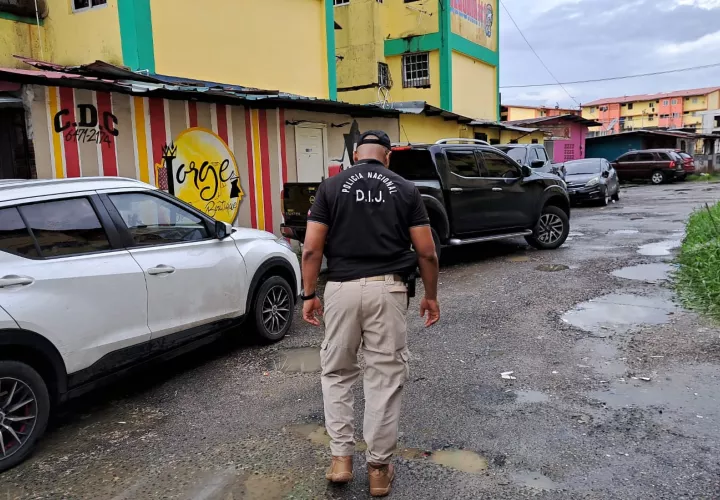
[
  {"xmin": 685, "ymin": 173, "xmax": 720, "ymax": 182},
  {"xmin": 676, "ymin": 201, "xmax": 720, "ymax": 320}
]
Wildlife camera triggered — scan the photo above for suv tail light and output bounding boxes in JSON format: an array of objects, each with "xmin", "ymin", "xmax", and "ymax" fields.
[{"xmin": 669, "ymin": 161, "xmax": 676, "ymax": 168}]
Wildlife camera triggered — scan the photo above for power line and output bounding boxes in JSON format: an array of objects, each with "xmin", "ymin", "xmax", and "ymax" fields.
[
  {"xmin": 500, "ymin": 0, "xmax": 580, "ymax": 106},
  {"xmin": 500, "ymin": 62, "xmax": 720, "ymax": 88}
]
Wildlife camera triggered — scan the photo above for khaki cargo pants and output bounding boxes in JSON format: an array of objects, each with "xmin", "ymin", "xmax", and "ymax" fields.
[{"xmin": 320, "ymin": 274, "xmax": 409, "ymax": 465}]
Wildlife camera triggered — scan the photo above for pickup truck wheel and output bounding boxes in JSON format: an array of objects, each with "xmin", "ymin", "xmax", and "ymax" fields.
[
  {"xmin": 651, "ymin": 170, "xmax": 666, "ymax": 185},
  {"xmin": 0, "ymin": 361, "xmax": 50, "ymax": 473},
  {"xmin": 252, "ymin": 276, "xmax": 295, "ymax": 343},
  {"xmin": 525, "ymin": 206, "xmax": 569, "ymax": 250}
]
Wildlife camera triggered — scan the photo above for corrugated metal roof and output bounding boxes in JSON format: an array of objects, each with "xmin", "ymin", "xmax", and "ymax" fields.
[
  {"xmin": 504, "ymin": 114, "xmax": 602, "ymax": 128},
  {"xmin": 0, "ymin": 60, "xmax": 399, "ymax": 118},
  {"xmin": 388, "ymin": 101, "xmax": 538, "ymax": 132},
  {"xmin": 583, "ymin": 87, "xmax": 720, "ymax": 107}
]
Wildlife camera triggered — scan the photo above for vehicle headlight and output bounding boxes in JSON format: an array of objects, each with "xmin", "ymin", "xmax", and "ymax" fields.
[
  {"xmin": 585, "ymin": 177, "xmax": 600, "ymax": 187},
  {"xmin": 276, "ymin": 237, "xmax": 293, "ymax": 250}
]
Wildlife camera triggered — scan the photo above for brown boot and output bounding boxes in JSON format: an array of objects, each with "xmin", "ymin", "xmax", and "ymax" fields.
[
  {"xmin": 368, "ymin": 463, "xmax": 395, "ymax": 497},
  {"xmin": 326, "ymin": 456, "xmax": 353, "ymax": 483}
]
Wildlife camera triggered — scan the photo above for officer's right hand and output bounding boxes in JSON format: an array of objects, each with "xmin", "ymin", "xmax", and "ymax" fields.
[
  {"xmin": 303, "ymin": 297, "xmax": 324, "ymax": 326},
  {"xmin": 420, "ymin": 297, "xmax": 440, "ymax": 327}
]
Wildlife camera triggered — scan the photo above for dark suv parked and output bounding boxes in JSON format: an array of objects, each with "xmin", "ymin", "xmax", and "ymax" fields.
[
  {"xmin": 282, "ymin": 139, "xmax": 571, "ymax": 256},
  {"xmin": 611, "ymin": 149, "xmax": 686, "ymax": 184},
  {"xmin": 495, "ymin": 144, "xmax": 565, "ymax": 178}
]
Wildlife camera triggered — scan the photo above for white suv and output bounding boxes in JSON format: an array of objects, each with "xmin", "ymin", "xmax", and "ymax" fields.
[{"xmin": 0, "ymin": 177, "xmax": 300, "ymax": 472}]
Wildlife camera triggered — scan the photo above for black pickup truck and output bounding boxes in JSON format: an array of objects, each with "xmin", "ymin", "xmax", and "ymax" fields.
[{"xmin": 281, "ymin": 139, "xmax": 570, "ymax": 256}]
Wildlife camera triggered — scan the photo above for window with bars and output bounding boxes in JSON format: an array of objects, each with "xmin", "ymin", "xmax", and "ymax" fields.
[
  {"xmin": 333, "ymin": 0, "xmax": 349, "ymax": 5},
  {"xmin": 402, "ymin": 52, "xmax": 430, "ymax": 88},
  {"xmin": 73, "ymin": 0, "xmax": 107, "ymax": 12},
  {"xmin": 378, "ymin": 62, "xmax": 391, "ymax": 88}
]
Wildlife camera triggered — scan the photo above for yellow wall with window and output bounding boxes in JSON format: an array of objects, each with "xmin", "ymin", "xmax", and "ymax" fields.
[
  {"xmin": 507, "ymin": 107, "xmax": 538, "ymax": 121},
  {"xmin": 386, "ymin": 51, "xmax": 440, "ymax": 106},
  {"xmin": 0, "ymin": 0, "xmax": 123, "ymax": 68},
  {"xmin": 684, "ymin": 95, "xmax": 707, "ymax": 112},
  {"xmin": 151, "ymin": 0, "xmax": 329, "ymax": 98},
  {"xmin": 451, "ymin": 51, "xmax": 495, "ymax": 120}
]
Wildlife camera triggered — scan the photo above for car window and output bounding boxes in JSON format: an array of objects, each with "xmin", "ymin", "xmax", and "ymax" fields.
[
  {"xmin": 530, "ymin": 148, "xmax": 541, "ymax": 161},
  {"xmin": 446, "ymin": 151, "xmax": 481, "ymax": 177},
  {"xmin": 389, "ymin": 149, "xmax": 439, "ymax": 180},
  {"xmin": 482, "ymin": 150, "xmax": 521, "ymax": 178},
  {"xmin": 636, "ymin": 153, "xmax": 655, "ymax": 161},
  {"xmin": 0, "ymin": 207, "xmax": 39, "ymax": 258},
  {"xmin": 18, "ymin": 198, "xmax": 111, "ymax": 258},
  {"xmin": 538, "ymin": 148, "xmax": 549, "ymax": 162},
  {"xmin": 109, "ymin": 192, "xmax": 210, "ymax": 246},
  {"xmin": 495, "ymin": 146, "xmax": 527, "ymax": 165},
  {"xmin": 620, "ymin": 153, "xmax": 637, "ymax": 162}
]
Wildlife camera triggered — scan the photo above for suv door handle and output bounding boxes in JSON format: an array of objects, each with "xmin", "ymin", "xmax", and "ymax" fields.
[
  {"xmin": 0, "ymin": 275, "xmax": 34, "ymax": 288},
  {"xmin": 147, "ymin": 265, "xmax": 176, "ymax": 276},
  {"xmin": 492, "ymin": 187, "xmax": 503, "ymax": 192},
  {"xmin": 450, "ymin": 188, "xmax": 463, "ymax": 193}
]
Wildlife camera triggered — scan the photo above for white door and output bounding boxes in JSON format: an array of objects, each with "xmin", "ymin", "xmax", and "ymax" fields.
[
  {"xmin": 295, "ymin": 126, "xmax": 326, "ymax": 182},
  {"xmin": 104, "ymin": 191, "xmax": 247, "ymax": 339},
  {"xmin": 0, "ymin": 197, "xmax": 150, "ymax": 375}
]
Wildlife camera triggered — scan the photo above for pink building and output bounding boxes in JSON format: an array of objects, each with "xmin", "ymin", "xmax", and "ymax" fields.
[{"xmin": 502, "ymin": 115, "xmax": 601, "ymax": 163}]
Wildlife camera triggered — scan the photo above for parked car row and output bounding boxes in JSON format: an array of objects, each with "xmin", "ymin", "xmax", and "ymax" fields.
[
  {"xmin": 610, "ymin": 148, "xmax": 694, "ymax": 184},
  {"xmin": 0, "ymin": 178, "xmax": 301, "ymax": 472}
]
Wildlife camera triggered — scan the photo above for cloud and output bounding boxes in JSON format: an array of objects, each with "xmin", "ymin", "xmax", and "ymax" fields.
[
  {"xmin": 660, "ymin": 30, "xmax": 720, "ymax": 55},
  {"xmin": 500, "ymin": 0, "xmax": 720, "ymax": 108}
]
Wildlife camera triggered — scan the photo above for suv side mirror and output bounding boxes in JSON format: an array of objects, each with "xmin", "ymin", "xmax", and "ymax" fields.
[
  {"xmin": 530, "ymin": 159, "xmax": 545, "ymax": 169},
  {"xmin": 521, "ymin": 165, "xmax": 533, "ymax": 177},
  {"xmin": 215, "ymin": 220, "xmax": 233, "ymax": 239}
]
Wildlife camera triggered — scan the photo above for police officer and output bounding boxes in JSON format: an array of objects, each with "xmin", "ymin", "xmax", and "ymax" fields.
[{"xmin": 300, "ymin": 130, "xmax": 440, "ymax": 497}]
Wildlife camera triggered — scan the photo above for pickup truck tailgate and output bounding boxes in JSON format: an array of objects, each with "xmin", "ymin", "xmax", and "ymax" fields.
[{"xmin": 281, "ymin": 182, "xmax": 320, "ymax": 241}]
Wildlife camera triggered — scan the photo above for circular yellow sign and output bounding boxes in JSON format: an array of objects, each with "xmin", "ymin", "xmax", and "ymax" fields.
[{"xmin": 170, "ymin": 128, "xmax": 244, "ymax": 224}]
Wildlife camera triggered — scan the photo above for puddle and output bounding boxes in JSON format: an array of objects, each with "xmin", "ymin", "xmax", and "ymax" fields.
[
  {"xmin": 276, "ymin": 347, "xmax": 321, "ymax": 373},
  {"xmin": 573, "ymin": 338, "xmax": 627, "ymax": 377},
  {"xmin": 398, "ymin": 448, "xmax": 430, "ymax": 460},
  {"xmin": 535, "ymin": 264, "xmax": 569, "ymax": 272},
  {"xmin": 562, "ymin": 293, "xmax": 679, "ymax": 336},
  {"xmin": 589, "ymin": 363, "xmax": 720, "ymax": 417},
  {"xmin": 431, "ymin": 449, "xmax": 488, "ymax": 473},
  {"xmin": 515, "ymin": 390, "xmax": 550, "ymax": 404},
  {"xmin": 612, "ymin": 263, "xmax": 673, "ymax": 283},
  {"xmin": 612, "ymin": 229, "xmax": 639, "ymax": 235},
  {"xmin": 637, "ymin": 239, "xmax": 682, "ymax": 256},
  {"xmin": 507, "ymin": 255, "xmax": 530, "ymax": 263},
  {"xmin": 510, "ymin": 471, "xmax": 559, "ymax": 490}
]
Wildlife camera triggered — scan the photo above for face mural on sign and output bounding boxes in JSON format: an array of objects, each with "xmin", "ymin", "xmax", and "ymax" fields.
[{"xmin": 155, "ymin": 128, "xmax": 245, "ymax": 224}]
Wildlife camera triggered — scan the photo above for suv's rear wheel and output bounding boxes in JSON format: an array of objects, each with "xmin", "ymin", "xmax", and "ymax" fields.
[
  {"xmin": 0, "ymin": 361, "xmax": 50, "ymax": 473},
  {"xmin": 525, "ymin": 206, "xmax": 570, "ymax": 250},
  {"xmin": 651, "ymin": 170, "xmax": 666, "ymax": 185},
  {"xmin": 252, "ymin": 276, "xmax": 295, "ymax": 343}
]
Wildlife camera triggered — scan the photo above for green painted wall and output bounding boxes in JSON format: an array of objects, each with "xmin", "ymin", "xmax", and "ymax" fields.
[{"xmin": 118, "ymin": 0, "xmax": 155, "ymax": 72}]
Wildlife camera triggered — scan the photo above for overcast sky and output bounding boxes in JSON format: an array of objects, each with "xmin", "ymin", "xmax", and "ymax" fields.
[{"xmin": 500, "ymin": 0, "xmax": 720, "ymax": 108}]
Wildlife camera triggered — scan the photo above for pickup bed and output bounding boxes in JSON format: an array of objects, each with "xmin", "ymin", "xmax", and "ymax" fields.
[{"xmin": 281, "ymin": 140, "xmax": 571, "ymax": 256}]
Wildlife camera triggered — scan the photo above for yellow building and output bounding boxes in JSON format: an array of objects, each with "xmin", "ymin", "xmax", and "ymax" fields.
[
  {"xmin": 0, "ymin": 0, "xmax": 335, "ymax": 100},
  {"xmin": 501, "ymin": 104, "xmax": 580, "ymax": 121},
  {"xmin": 334, "ymin": 0, "xmax": 499, "ymax": 121},
  {"xmin": 581, "ymin": 87, "xmax": 720, "ymax": 134}
]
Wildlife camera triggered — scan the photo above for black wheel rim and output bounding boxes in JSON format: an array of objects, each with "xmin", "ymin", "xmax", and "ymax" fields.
[
  {"xmin": 0, "ymin": 378, "xmax": 37, "ymax": 461},
  {"xmin": 537, "ymin": 213, "xmax": 564, "ymax": 244},
  {"xmin": 262, "ymin": 285, "xmax": 291, "ymax": 335}
]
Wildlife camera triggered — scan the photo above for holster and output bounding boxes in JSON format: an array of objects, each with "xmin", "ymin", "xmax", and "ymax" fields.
[{"xmin": 404, "ymin": 271, "xmax": 418, "ymax": 299}]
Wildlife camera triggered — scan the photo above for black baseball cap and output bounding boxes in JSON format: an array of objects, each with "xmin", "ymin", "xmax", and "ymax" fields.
[{"xmin": 357, "ymin": 130, "xmax": 392, "ymax": 150}]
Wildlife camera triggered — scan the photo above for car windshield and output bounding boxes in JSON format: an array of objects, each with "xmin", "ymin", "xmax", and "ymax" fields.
[
  {"xmin": 496, "ymin": 146, "xmax": 527, "ymax": 164},
  {"xmin": 565, "ymin": 160, "xmax": 602, "ymax": 175}
]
